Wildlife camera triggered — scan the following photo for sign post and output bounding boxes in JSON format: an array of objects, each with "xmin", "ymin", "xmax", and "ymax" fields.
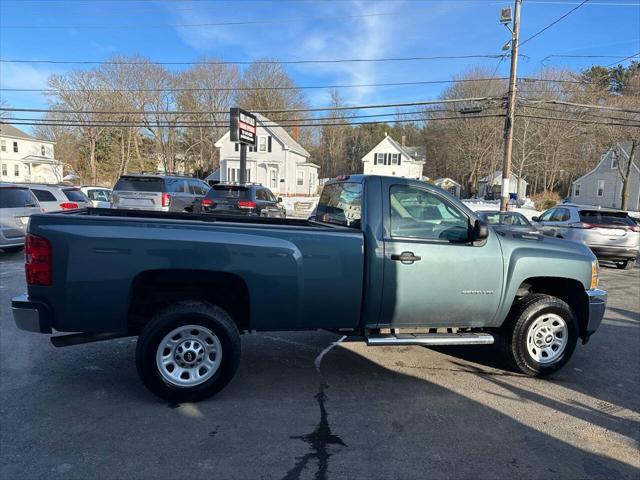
[{"xmin": 230, "ymin": 108, "xmax": 257, "ymax": 184}]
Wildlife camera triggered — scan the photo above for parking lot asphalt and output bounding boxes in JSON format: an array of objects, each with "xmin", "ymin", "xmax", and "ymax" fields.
[{"xmin": 1, "ymin": 250, "xmax": 638, "ymax": 480}]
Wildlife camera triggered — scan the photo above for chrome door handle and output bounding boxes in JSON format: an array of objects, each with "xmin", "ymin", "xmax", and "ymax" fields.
[{"xmin": 390, "ymin": 251, "xmax": 422, "ymax": 264}]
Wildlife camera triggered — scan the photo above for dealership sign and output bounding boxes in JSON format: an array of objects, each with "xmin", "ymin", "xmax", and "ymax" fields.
[{"xmin": 230, "ymin": 107, "xmax": 257, "ymax": 146}]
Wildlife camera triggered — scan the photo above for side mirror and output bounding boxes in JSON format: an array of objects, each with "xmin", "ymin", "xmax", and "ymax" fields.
[
  {"xmin": 531, "ymin": 216, "xmax": 539, "ymax": 222},
  {"xmin": 277, "ymin": 197, "xmax": 283, "ymax": 203},
  {"xmin": 473, "ymin": 219, "xmax": 489, "ymax": 241}
]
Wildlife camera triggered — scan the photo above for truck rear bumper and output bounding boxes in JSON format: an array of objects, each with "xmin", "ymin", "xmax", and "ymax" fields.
[
  {"xmin": 12, "ymin": 294, "xmax": 52, "ymax": 333},
  {"xmin": 585, "ymin": 288, "xmax": 607, "ymax": 339}
]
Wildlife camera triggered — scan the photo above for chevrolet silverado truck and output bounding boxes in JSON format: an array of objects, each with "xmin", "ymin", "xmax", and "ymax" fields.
[{"xmin": 12, "ymin": 175, "xmax": 607, "ymax": 402}]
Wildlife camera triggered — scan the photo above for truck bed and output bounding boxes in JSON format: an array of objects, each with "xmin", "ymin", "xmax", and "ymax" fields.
[{"xmin": 26, "ymin": 208, "xmax": 365, "ymax": 334}]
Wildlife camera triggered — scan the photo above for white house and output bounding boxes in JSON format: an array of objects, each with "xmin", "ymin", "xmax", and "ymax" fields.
[
  {"xmin": 0, "ymin": 124, "xmax": 63, "ymax": 184},
  {"xmin": 361, "ymin": 135, "xmax": 426, "ymax": 179},
  {"xmin": 570, "ymin": 142, "xmax": 639, "ymax": 211},
  {"xmin": 477, "ymin": 171, "xmax": 528, "ymax": 200},
  {"xmin": 435, "ymin": 177, "xmax": 462, "ymax": 198},
  {"xmin": 213, "ymin": 114, "xmax": 320, "ymax": 196}
]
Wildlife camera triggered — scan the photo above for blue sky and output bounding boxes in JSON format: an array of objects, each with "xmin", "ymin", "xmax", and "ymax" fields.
[{"xmin": 1, "ymin": 0, "xmax": 638, "ymax": 121}]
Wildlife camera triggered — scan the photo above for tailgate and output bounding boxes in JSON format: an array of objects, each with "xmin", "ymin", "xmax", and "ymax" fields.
[{"xmin": 113, "ymin": 191, "xmax": 163, "ymax": 209}]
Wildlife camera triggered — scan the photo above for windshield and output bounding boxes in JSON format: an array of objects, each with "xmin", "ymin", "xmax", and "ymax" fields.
[
  {"xmin": 114, "ymin": 177, "xmax": 165, "ymax": 192},
  {"xmin": 315, "ymin": 182, "xmax": 362, "ymax": 228},
  {"xmin": 207, "ymin": 185, "xmax": 250, "ymax": 199},
  {"xmin": 0, "ymin": 188, "xmax": 38, "ymax": 208}
]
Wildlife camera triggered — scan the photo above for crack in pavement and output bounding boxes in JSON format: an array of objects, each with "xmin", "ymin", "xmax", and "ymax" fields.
[{"xmin": 282, "ymin": 336, "xmax": 347, "ymax": 480}]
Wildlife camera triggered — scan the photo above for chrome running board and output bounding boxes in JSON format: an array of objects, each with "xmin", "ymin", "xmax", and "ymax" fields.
[{"xmin": 366, "ymin": 332, "xmax": 495, "ymax": 346}]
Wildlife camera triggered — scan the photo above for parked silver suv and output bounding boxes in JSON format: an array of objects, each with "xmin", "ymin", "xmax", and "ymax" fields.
[
  {"xmin": 534, "ymin": 204, "xmax": 639, "ymax": 269},
  {"xmin": 112, "ymin": 173, "xmax": 210, "ymax": 212},
  {"xmin": 0, "ymin": 183, "xmax": 42, "ymax": 252}
]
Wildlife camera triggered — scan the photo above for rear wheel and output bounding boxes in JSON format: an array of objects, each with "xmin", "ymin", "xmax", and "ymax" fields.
[
  {"xmin": 502, "ymin": 294, "xmax": 578, "ymax": 376},
  {"xmin": 136, "ymin": 301, "xmax": 241, "ymax": 402}
]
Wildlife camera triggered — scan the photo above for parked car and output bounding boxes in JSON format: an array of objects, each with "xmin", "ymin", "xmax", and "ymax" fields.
[
  {"xmin": 533, "ymin": 204, "xmax": 639, "ymax": 269},
  {"xmin": 111, "ymin": 173, "xmax": 210, "ymax": 212},
  {"xmin": 80, "ymin": 186, "xmax": 112, "ymax": 208},
  {"xmin": 0, "ymin": 183, "xmax": 42, "ymax": 252},
  {"xmin": 476, "ymin": 210, "xmax": 539, "ymax": 234},
  {"xmin": 193, "ymin": 183, "xmax": 286, "ymax": 218},
  {"xmin": 29, "ymin": 184, "xmax": 91, "ymax": 212},
  {"xmin": 12, "ymin": 174, "xmax": 606, "ymax": 402}
]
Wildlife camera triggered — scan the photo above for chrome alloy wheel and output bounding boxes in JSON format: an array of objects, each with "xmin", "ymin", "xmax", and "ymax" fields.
[
  {"xmin": 155, "ymin": 325, "xmax": 222, "ymax": 388},
  {"xmin": 526, "ymin": 313, "xmax": 568, "ymax": 365}
]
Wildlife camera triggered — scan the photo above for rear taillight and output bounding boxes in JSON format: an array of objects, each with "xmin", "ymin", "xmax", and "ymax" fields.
[
  {"xmin": 25, "ymin": 234, "xmax": 52, "ymax": 286},
  {"xmin": 569, "ymin": 222, "xmax": 593, "ymax": 229},
  {"xmin": 238, "ymin": 200, "xmax": 257, "ymax": 209},
  {"xmin": 201, "ymin": 199, "xmax": 214, "ymax": 207},
  {"xmin": 59, "ymin": 202, "xmax": 78, "ymax": 210},
  {"xmin": 161, "ymin": 192, "xmax": 171, "ymax": 207}
]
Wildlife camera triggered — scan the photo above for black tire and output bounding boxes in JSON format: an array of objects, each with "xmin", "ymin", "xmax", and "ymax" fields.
[
  {"xmin": 501, "ymin": 294, "xmax": 578, "ymax": 377},
  {"xmin": 136, "ymin": 301, "xmax": 241, "ymax": 402},
  {"xmin": 615, "ymin": 260, "xmax": 634, "ymax": 270},
  {"xmin": 2, "ymin": 245, "xmax": 24, "ymax": 253}
]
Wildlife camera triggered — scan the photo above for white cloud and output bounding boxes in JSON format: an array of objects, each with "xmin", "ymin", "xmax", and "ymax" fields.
[{"xmin": 0, "ymin": 63, "xmax": 52, "ymax": 90}]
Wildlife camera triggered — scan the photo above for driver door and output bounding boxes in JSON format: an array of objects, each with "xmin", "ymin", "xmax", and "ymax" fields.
[{"xmin": 381, "ymin": 180, "xmax": 503, "ymax": 328}]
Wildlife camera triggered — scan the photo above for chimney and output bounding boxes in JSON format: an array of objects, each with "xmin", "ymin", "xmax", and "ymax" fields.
[
  {"xmin": 292, "ymin": 125, "xmax": 299, "ymax": 142},
  {"xmin": 401, "ymin": 135, "xmax": 406, "ymax": 147}
]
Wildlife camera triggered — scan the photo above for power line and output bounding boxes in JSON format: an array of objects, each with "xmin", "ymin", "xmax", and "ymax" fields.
[
  {"xmin": 3, "ymin": 106, "xmax": 505, "ymax": 125},
  {"xmin": 0, "ymin": 54, "xmax": 509, "ymax": 66},
  {"xmin": 520, "ymin": 0, "xmax": 591, "ymax": 46},
  {"xmin": 0, "ymin": 114, "xmax": 506, "ymax": 129},
  {"xmin": 0, "ymin": 96, "xmax": 503, "ymax": 116},
  {"xmin": 0, "ymin": 77, "xmax": 509, "ymax": 93},
  {"xmin": 516, "ymin": 113, "xmax": 640, "ymax": 128},
  {"xmin": 518, "ymin": 104, "xmax": 640, "ymax": 123},
  {"xmin": 524, "ymin": 98, "xmax": 640, "ymax": 114},
  {"xmin": 605, "ymin": 51, "xmax": 640, "ymax": 67},
  {"xmin": 542, "ymin": 53, "xmax": 640, "ymax": 62}
]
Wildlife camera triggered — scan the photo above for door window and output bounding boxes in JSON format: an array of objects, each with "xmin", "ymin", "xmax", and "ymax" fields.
[
  {"xmin": 550, "ymin": 208, "xmax": 570, "ymax": 222},
  {"xmin": 255, "ymin": 189, "xmax": 268, "ymax": 201},
  {"xmin": 389, "ymin": 186, "xmax": 469, "ymax": 242},
  {"xmin": 538, "ymin": 209, "xmax": 555, "ymax": 222},
  {"xmin": 167, "ymin": 179, "xmax": 188, "ymax": 193},
  {"xmin": 31, "ymin": 189, "xmax": 57, "ymax": 202}
]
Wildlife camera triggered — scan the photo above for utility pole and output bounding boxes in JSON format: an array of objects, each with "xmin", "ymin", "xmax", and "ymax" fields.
[{"xmin": 500, "ymin": 0, "xmax": 522, "ymax": 211}]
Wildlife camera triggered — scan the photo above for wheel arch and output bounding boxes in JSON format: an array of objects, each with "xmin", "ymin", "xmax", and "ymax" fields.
[
  {"xmin": 127, "ymin": 269, "xmax": 250, "ymax": 334},
  {"xmin": 510, "ymin": 277, "xmax": 589, "ymax": 340}
]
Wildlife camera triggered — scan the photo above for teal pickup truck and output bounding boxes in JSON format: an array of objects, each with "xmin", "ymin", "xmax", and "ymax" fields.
[{"xmin": 12, "ymin": 175, "xmax": 607, "ymax": 402}]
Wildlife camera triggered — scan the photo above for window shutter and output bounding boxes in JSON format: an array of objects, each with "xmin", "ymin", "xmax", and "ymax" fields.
[
  {"xmin": 384, "ymin": 153, "xmax": 389, "ymax": 165},
  {"xmin": 235, "ymin": 143, "xmax": 239, "ymax": 152},
  {"xmin": 374, "ymin": 154, "xmax": 377, "ymax": 165},
  {"xmin": 398, "ymin": 154, "xmax": 401, "ymax": 165},
  {"xmin": 268, "ymin": 136, "xmax": 272, "ymax": 152}
]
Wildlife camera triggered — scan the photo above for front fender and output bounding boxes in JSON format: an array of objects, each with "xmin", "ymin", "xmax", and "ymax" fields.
[{"xmin": 494, "ymin": 233, "xmax": 594, "ymax": 325}]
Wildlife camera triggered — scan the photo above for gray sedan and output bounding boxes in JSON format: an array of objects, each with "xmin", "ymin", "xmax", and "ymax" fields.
[{"xmin": 0, "ymin": 183, "xmax": 42, "ymax": 252}]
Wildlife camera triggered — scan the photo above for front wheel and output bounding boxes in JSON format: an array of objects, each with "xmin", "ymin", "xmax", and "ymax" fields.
[
  {"xmin": 136, "ymin": 301, "xmax": 241, "ymax": 402},
  {"xmin": 502, "ymin": 294, "xmax": 578, "ymax": 376}
]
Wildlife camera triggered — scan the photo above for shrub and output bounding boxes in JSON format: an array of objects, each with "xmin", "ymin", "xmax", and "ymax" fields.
[{"xmin": 532, "ymin": 191, "xmax": 561, "ymax": 211}]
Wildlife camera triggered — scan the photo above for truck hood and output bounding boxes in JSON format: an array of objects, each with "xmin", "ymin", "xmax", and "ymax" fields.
[{"xmin": 495, "ymin": 230, "xmax": 595, "ymax": 261}]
